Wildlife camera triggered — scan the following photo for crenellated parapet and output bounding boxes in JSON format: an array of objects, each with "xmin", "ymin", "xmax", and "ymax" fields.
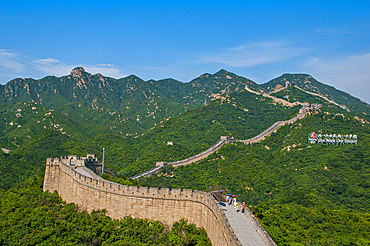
[{"xmin": 43, "ymin": 155, "xmax": 242, "ymax": 246}]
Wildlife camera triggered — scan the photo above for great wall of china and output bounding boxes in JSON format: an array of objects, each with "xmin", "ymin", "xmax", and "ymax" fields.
[
  {"xmin": 43, "ymin": 156, "xmax": 243, "ymax": 245},
  {"xmin": 131, "ymin": 102, "xmax": 321, "ymax": 180},
  {"xmin": 43, "ymin": 86, "xmax": 323, "ymax": 245}
]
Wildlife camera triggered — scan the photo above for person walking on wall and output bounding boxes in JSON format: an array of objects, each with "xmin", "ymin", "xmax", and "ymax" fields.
[
  {"xmin": 233, "ymin": 197, "xmax": 236, "ymax": 206},
  {"xmin": 235, "ymin": 201, "xmax": 239, "ymax": 212},
  {"xmin": 226, "ymin": 195, "xmax": 230, "ymax": 204},
  {"xmin": 242, "ymin": 202, "xmax": 245, "ymax": 213}
]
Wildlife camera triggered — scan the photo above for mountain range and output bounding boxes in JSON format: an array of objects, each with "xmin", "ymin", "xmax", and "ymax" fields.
[
  {"xmin": 1, "ymin": 68, "xmax": 370, "ymax": 245},
  {"xmin": 1, "ymin": 67, "xmax": 369, "ymax": 149}
]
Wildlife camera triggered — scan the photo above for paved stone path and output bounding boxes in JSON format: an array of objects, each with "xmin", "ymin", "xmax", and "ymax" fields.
[
  {"xmin": 221, "ymin": 202, "xmax": 267, "ymax": 246},
  {"xmin": 75, "ymin": 167, "xmax": 94, "ymax": 178}
]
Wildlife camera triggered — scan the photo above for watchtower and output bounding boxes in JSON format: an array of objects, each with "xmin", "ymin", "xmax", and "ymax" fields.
[{"xmin": 220, "ymin": 136, "xmax": 233, "ymax": 144}]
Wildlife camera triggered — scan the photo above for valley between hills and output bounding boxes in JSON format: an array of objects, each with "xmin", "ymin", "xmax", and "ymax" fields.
[{"xmin": 1, "ymin": 68, "xmax": 370, "ymax": 245}]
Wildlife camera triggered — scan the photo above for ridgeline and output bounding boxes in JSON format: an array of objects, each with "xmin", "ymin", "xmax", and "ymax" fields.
[{"xmin": 1, "ymin": 68, "xmax": 369, "ymax": 245}]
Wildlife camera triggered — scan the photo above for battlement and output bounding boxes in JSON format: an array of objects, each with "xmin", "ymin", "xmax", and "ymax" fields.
[
  {"xmin": 50, "ymin": 158, "xmax": 225, "ymax": 207},
  {"xmin": 43, "ymin": 155, "xmax": 241, "ymax": 246}
]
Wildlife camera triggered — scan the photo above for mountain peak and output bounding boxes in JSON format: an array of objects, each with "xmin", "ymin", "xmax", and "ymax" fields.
[
  {"xmin": 218, "ymin": 69, "xmax": 228, "ymax": 73},
  {"xmin": 214, "ymin": 69, "xmax": 229, "ymax": 76},
  {"xmin": 70, "ymin": 67, "xmax": 87, "ymax": 77}
]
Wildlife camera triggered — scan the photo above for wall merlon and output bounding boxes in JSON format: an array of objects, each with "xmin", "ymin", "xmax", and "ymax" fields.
[
  {"xmin": 120, "ymin": 185, "xmax": 129, "ymax": 192},
  {"xmin": 111, "ymin": 183, "xmax": 120, "ymax": 192},
  {"xmin": 138, "ymin": 186, "xmax": 148, "ymax": 195},
  {"xmin": 149, "ymin": 187, "xmax": 159, "ymax": 195},
  {"xmin": 127, "ymin": 186, "xmax": 138, "ymax": 195},
  {"xmin": 182, "ymin": 189, "xmax": 193, "ymax": 198},
  {"xmin": 171, "ymin": 188, "xmax": 181, "ymax": 196}
]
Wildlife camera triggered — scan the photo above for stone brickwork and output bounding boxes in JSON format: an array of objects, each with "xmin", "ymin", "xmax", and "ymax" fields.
[{"xmin": 43, "ymin": 156, "xmax": 242, "ymax": 246}]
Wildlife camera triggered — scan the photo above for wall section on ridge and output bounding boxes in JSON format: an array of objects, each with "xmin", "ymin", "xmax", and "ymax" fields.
[
  {"xmin": 43, "ymin": 157, "xmax": 241, "ymax": 246},
  {"xmin": 171, "ymin": 139, "xmax": 226, "ymax": 168}
]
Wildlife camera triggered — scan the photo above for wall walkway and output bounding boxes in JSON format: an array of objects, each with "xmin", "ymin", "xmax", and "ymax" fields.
[{"xmin": 222, "ymin": 203, "xmax": 273, "ymax": 246}]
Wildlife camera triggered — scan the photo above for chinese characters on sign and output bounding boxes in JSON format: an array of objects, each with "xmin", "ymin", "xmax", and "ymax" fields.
[{"xmin": 308, "ymin": 132, "xmax": 357, "ymax": 145}]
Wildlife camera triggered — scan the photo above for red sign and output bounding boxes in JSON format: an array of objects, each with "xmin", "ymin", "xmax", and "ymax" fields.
[{"xmin": 311, "ymin": 132, "xmax": 315, "ymax": 139}]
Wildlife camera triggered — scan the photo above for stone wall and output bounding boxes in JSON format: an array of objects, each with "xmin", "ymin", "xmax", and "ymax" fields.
[
  {"xmin": 43, "ymin": 157, "xmax": 241, "ymax": 246},
  {"xmin": 131, "ymin": 138, "xmax": 227, "ymax": 179},
  {"xmin": 171, "ymin": 139, "xmax": 225, "ymax": 168},
  {"xmin": 238, "ymin": 106, "xmax": 307, "ymax": 145}
]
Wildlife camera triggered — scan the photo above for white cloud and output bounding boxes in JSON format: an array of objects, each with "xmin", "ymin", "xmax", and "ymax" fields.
[
  {"xmin": 33, "ymin": 59, "xmax": 75, "ymax": 77},
  {"xmin": 36, "ymin": 58, "xmax": 61, "ymax": 64},
  {"xmin": 0, "ymin": 49, "xmax": 25, "ymax": 73},
  {"xmin": 199, "ymin": 41, "xmax": 306, "ymax": 68},
  {"xmin": 96, "ymin": 64, "xmax": 115, "ymax": 67},
  {"xmin": 303, "ymin": 53, "xmax": 370, "ymax": 104},
  {"xmin": 314, "ymin": 27, "xmax": 354, "ymax": 35},
  {"xmin": 84, "ymin": 65, "xmax": 127, "ymax": 78}
]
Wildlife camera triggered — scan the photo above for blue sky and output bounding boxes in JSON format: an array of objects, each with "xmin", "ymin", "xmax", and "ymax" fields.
[{"xmin": 1, "ymin": 1, "xmax": 369, "ymax": 103}]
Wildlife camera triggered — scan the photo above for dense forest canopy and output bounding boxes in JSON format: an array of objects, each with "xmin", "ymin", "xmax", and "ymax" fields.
[{"xmin": 1, "ymin": 69, "xmax": 370, "ymax": 245}]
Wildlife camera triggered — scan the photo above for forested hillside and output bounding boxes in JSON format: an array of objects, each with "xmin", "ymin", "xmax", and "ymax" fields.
[
  {"xmin": 143, "ymin": 107, "xmax": 370, "ymax": 208},
  {"xmin": 49, "ymin": 89, "xmax": 301, "ymax": 178},
  {"xmin": 0, "ymin": 88, "xmax": 300, "ymax": 187},
  {"xmin": 142, "ymin": 104, "xmax": 370, "ymax": 244},
  {"xmin": 2, "ymin": 68, "xmax": 367, "ymax": 150},
  {"xmin": 262, "ymin": 73, "xmax": 370, "ymax": 111},
  {"xmin": 0, "ymin": 68, "xmax": 258, "ymax": 148},
  {"xmin": 1, "ymin": 69, "xmax": 370, "ymax": 245}
]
